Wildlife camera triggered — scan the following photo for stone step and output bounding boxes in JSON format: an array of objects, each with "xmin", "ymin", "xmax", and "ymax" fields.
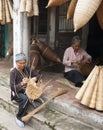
[
  {"xmin": 0, "ymin": 86, "xmax": 100, "ymax": 130},
  {"xmin": 0, "ymin": 105, "xmax": 35, "ymax": 130}
]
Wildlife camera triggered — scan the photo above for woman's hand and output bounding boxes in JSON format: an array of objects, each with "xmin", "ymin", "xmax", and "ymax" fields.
[
  {"xmin": 72, "ymin": 60, "xmax": 79, "ymax": 65},
  {"xmin": 21, "ymin": 77, "xmax": 29, "ymax": 86}
]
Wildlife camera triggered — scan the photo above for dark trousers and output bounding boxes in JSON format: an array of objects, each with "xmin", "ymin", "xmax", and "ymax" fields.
[
  {"xmin": 14, "ymin": 93, "xmax": 30, "ymax": 120},
  {"xmin": 64, "ymin": 70, "xmax": 85, "ymax": 86}
]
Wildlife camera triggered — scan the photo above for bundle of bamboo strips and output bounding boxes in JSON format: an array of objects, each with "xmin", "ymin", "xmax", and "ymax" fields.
[
  {"xmin": 0, "ymin": 0, "xmax": 13, "ymax": 25},
  {"xmin": 75, "ymin": 66, "xmax": 103, "ymax": 111},
  {"xmin": 20, "ymin": 0, "xmax": 39, "ymax": 17}
]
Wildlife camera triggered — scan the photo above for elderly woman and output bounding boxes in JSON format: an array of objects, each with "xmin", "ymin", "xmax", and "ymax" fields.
[
  {"xmin": 63, "ymin": 36, "xmax": 92, "ymax": 87},
  {"xmin": 10, "ymin": 53, "xmax": 43, "ymax": 128}
]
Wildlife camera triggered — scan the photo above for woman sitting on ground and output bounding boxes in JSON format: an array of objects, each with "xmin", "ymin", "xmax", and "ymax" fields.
[{"xmin": 63, "ymin": 36, "xmax": 92, "ymax": 87}]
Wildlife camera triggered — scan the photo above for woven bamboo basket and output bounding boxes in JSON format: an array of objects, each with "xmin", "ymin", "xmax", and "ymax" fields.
[
  {"xmin": 73, "ymin": 0, "xmax": 102, "ymax": 32},
  {"xmin": 75, "ymin": 66, "xmax": 98, "ymax": 100},
  {"xmin": 6, "ymin": 0, "xmax": 13, "ymax": 19},
  {"xmin": 26, "ymin": 78, "xmax": 43, "ymax": 101},
  {"xmin": 1, "ymin": 0, "xmax": 6, "ymax": 25},
  {"xmin": 33, "ymin": 0, "xmax": 39, "ymax": 16},
  {"xmin": 76, "ymin": 66, "xmax": 103, "ymax": 111},
  {"xmin": 96, "ymin": 1, "xmax": 103, "ymax": 30},
  {"xmin": 20, "ymin": 0, "xmax": 26, "ymax": 12},
  {"xmin": 81, "ymin": 66, "xmax": 99, "ymax": 106},
  {"xmin": 89, "ymin": 79, "xmax": 98, "ymax": 108},
  {"xmin": 30, "ymin": 40, "xmax": 40, "ymax": 51},
  {"xmin": 26, "ymin": 0, "xmax": 33, "ymax": 13},
  {"xmin": 5, "ymin": 0, "xmax": 11, "ymax": 23},
  {"xmin": 46, "ymin": 0, "xmax": 68, "ymax": 8},
  {"xmin": 35, "ymin": 39, "xmax": 61, "ymax": 63},
  {"xmin": 0, "ymin": 0, "xmax": 2, "ymax": 21},
  {"xmin": 67, "ymin": 0, "xmax": 77, "ymax": 20},
  {"xmin": 96, "ymin": 67, "xmax": 103, "ymax": 111}
]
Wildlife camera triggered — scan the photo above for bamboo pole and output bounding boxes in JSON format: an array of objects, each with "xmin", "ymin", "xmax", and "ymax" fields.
[
  {"xmin": 22, "ymin": 88, "xmax": 68, "ymax": 122},
  {"xmin": 0, "ymin": 0, "xmax": 2, "ymax": 21}
]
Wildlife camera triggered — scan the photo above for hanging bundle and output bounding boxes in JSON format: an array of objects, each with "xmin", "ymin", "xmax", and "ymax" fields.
[
  {"xmin": 0, "ymin": 0, "xmax": 2, "ymax": 21},
  {"xmin": 20, "ymin": 0, "xmax": 26, "ymax": 13},
  {"xmin": 96, "ymin": 1, "xmax": 103, "ymax": 30},
  {"xmin": 67, "ymin": 0, "xmax": 77, "ymax": 20},
  {"xmin": 46, "ymin": 0, "xmax": 68, "ymax": 8},
  {"xmin": 5, "ymin": 0, "xmax": 11, "ymax": 23},
  {"xmin": 20, "ymin": 0, "xmax": 39, "ymax": 17},
  {"xmin": 0, "ymin": 0, "xmax": 13, "ymax": 25},
  {"xmin": 73, "ymin": 0, "xmax": 102, "ymax": 32},
  {"xmin": 75, "ymin": 66, "xmax": 103, "ymax": 111},
  {"xmin": 1, "ymin": 0, "xmax": 6, "ymax": 25}
]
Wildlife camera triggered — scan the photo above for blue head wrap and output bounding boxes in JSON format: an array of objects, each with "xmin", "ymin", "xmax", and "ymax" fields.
[{"xmin": 15, "ymin": 53, "xmax": 26, "ymax": 62}]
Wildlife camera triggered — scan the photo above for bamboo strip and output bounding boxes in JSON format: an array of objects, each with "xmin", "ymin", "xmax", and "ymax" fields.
[
  {"xmin": 0, "ymin": 0, "xmax": 2, "ymax": 21},
  {"xmin": 67, "ymin": 0, "xmax": 77, "ymax": 20},
  {"xmin": 33, "ymin": 0, "xmax": 39, "ymax": 16},
  {"xmin": 6, "ymin": 0, "xmax": 13, "ymax": 19},
  {"xmin": 1, "ymin": 0, "xmax": 6, "ymax": 25},
  {"xmin": 75, "ymin": 66, "xmax": 98, "ymax": 100},
  {"xmin": 26, "ymin": 0, "xmax": 33, "ymax": 13},
  {"xmin": 81, "ymin": 66, "xmax": 99, "ymax": 106},
  {"xmin": 5, "ymin": 0, "xmax": 11, "ymax": 23},
  {"xmin": 20, "ymin": 0, "xmax": 26, "ymax": 13},
  {"xmin": 96, "ymin": 67, "xmax": 103, "ymax": 111}
]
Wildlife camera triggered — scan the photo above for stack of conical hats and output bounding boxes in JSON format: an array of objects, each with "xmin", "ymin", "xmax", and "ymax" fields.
[{"xmin": 75, "ymin": 65, "xmax": 103, "ymax": 111}]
